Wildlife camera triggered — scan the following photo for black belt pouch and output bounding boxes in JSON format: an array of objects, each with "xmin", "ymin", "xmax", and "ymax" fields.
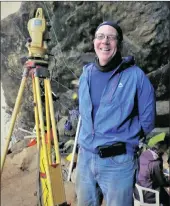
[{"xmin": 97, "ymin": 142, "xmax": 126, "ymax": 158}]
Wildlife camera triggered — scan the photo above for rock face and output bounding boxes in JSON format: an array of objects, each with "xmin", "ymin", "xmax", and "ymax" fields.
[{"xmin": 1, "ymin": 1, "xmax": 170, "ymax": 137}]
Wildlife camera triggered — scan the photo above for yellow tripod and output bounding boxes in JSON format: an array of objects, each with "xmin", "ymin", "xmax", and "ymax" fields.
[{"xmin": 1, "ymin": 8, "xmax": 70, "ymax": 206}]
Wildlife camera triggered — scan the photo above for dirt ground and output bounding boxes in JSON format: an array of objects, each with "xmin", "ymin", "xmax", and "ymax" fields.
[
  {"xmin": 1, "ymin": 146, "xmax": 77, "ymax": 206},
  {"xmin": 2, "ymin": 143, "xmax": 167, "ymax": 206}
]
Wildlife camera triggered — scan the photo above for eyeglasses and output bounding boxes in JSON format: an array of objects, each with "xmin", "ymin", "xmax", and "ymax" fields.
[{"xmin": 95, "ymin": 33, "xmax": 117, "ymax": 41}]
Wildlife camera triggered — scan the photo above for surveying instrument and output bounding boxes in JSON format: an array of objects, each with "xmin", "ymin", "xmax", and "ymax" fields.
[{"xmin": 1, "ymin": 8, "xmax": 70, "ymax": 206}]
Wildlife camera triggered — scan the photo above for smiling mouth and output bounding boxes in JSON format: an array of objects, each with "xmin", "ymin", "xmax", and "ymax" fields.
[{"xmin": 100, "ymin": 48, "xmax": 110, "ymax": 51}]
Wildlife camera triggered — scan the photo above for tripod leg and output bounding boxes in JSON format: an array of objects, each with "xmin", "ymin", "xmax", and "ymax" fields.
[
  {"xmin": 32, "ymin": 76, "xmax": 42, "ymax": 206},
  {"xmin": 45, "ymin": 78, "xmax": 67, "ymax": 203},
  {"xmin": 34, "ymin": 76, "xmax": 55, "ymax": 206},
  {"xmin": 44, "ymin": 80, "xmax": 52, "ymax": 164},
  {"xmin": 45, "ymin": 79, "xmax": 60, "ymax": 163},
  {"xmin": 1, "ymin": 76, "xmax": 27, "ymax": 171},
  {"xmin": 32, "ymin": 76, "xmax": 40, "ymax": 148}
]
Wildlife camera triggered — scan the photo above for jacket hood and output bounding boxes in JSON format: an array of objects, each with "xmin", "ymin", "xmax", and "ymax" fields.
[
  {"xmin": 111, "ymin": 55, "xmax": 135, "ymax": 75},
  {"xmin": 122, "ymin": 55, "xmax": 135, "ymax": 65},
  {"xmin": 121, "ymin": 55, "xmax": 135, "ymax": 69}
]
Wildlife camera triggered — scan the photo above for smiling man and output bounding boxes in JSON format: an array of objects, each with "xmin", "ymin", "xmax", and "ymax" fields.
[
  {"xmin": 94, "ymin": 23, "xmax": 121, "ymax": 66},
  {"xmin": 75, "ymin": 21, "xmax": 156, "ymax": 206}
]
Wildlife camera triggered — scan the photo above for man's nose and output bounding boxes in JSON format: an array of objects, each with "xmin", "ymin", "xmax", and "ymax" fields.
[{"xmin": 102, "ymin": 36, "xmax": 109, "ymax": 43}]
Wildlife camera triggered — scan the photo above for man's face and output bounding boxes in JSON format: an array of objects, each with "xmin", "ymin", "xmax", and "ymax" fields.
[{"xmin": 93, "ymin": 25, "xmax": 118, "ymax": 66}]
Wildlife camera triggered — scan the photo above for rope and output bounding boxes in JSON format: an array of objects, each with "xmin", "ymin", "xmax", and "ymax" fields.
[{"xmin": 52, "ymin": 79, "xmax": 73, "ymax": 92}]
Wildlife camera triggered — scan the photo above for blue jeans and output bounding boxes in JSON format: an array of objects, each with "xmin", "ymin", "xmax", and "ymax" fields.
[{"xmin": 75, "ymin": 147, "xmax": 136, "ymax": 206}]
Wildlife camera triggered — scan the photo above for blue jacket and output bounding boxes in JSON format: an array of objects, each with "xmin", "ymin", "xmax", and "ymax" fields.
[{"xmin": 78, "ymin": 58, "xmax": 156, "ymax": 154}]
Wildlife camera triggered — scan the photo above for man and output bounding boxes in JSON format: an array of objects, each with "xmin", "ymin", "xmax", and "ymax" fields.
[
  {"xmin": 75, "ymin": 21, "xmax": 156, "ymax": 206},
  {"xmin": 134, "ymin": 135, "xmax": 170, "ymax": 206}
]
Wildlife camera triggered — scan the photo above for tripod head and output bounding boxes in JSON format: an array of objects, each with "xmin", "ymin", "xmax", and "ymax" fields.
[{"xmin": 26, "ymin": 8, "xmax": 49, "ymax": 63}]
